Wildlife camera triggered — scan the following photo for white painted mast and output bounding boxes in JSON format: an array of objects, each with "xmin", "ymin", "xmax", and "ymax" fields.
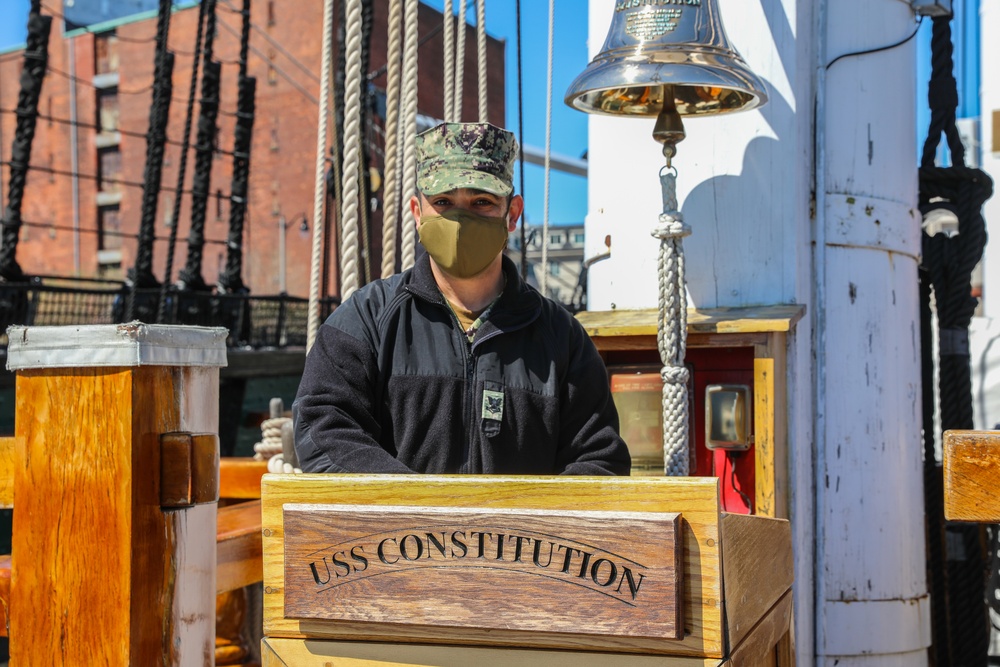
[{"xmin": 584, "ymin": 1, "xmax": 929, "ymax": 664}]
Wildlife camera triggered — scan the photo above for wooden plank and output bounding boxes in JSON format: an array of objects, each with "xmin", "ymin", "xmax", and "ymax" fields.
[
  {"xmin": 261, "ymin": 475, "xmax": 724, "ymax": 658},
  {"xmin": 218, "ymin": 500, "xmax": 264, "ymax": 594},
  {"xmin": 724, "ymin": 591, "xmax": 794, "ymax": 667},
  {"xmin": 944, "ymin": 430, "xmax": 1000, "ymax": 521},
  {"xmin": 720, "ymin": 514, "xmax": 793, "ymax": 652},
  {"xmin": 0, "ymin": 554, "xmax": 9, "ymax": 638},
  {"xmin": 753, "ymin": 334, "xmax": 788, "ymax": 520},
  {"xmin": 282, "ymin": 504, "xmax": 682, "ymax": 641},
  {"xmin": 13, "ymin": 368, "xmax": 144, "ymax": 664},
  {"xmin": 0, "ymin": 437, "xmax": 14, "ymax": 509},
  {"xmin": 260, "ymin": 637, "xmax": 724, "ymax": 666},
  {"xmin": 593, "ymin": 333, "xmax": 769, "ymax": 353},
  {"xmin": 220, "ymin": 458, "xmax": 269, "ymax": 500},
  {"xmin": 576, "ymin": 305, "xmax": 806, "ymax": 339}
]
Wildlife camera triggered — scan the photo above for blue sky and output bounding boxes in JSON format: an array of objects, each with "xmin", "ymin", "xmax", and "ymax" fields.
[{"xmin": 0, "ymin": 0, "xmax": 591, "ymax": 226}]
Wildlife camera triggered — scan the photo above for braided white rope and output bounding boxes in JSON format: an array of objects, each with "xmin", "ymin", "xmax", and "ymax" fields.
[
  {"xmin": 539, "ymin": 0, "xmax": 555, "ymax": 297},
  {"xmin": 400, "ymin": 0, "xmax": 419, "ymax": 268},
  {"xmin": 443, "ymin": 0, "xmax": 455, "ymax": 122},
  {"xmin": 306, "ymin": 0, "xmax": 336, "ymax": 351},
  {"xmin": 338, "ymin": 0, "xmax": 364, "ymax": 299},
  {"xmin": 476, "ymin": 0, "xmax": 487, "ymax": 122},
  {"xmin": 380, "ymin": 0, "xmax": 404, "ymax": 278},
  {"xmin": 652, "ymin": 169, "xmax": 692, "ymax": 476},
  {"xmin": 454, "ymin": 0, "xmax": 467, "ymax": 120},
  {"xmin": 253, "ymin": 417, "xmax": 291, "ymax": 460}
]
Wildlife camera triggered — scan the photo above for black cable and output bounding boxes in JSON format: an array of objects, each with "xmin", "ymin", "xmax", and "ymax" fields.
[
  {"xmin": 727, "ymin": 452, "xmax": 753, "ymax": 512},
  {"xmin": 826, "ymin": 16, "xmax": 924, "ymax": 70},
  {"xmin": 214, "ymin": 17, "xmax": 318, "ymax": 104},
  {"xmin": 0, "ymin": 107, "xmax": 236, "ymax": 156},
  {"xmin": 0, "ymin": 159, "xmax": 233, "ymax": 198},
  {"xmin": 217, "ymin": 0, "xmax": 320, "ymax": 83},
  {"xmin": 15, "ymin": 218, "xmax": 228, "ymax": 245}
]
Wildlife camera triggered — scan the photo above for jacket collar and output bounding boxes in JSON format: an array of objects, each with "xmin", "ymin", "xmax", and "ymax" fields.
[{"xmin": 405, "ymin": 253, "xmax": 542, "ymax": 333}]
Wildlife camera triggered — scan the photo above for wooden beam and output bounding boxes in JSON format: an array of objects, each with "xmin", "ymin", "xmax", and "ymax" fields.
[
  {"xmin": 0, "ymin": 437, "xmax": 14, "ymax": 509},
  {"xmin": 260, "ymin": 636, "xmax": 723, "ymax": 666},
  {"xmin": 944, "ymin": 430, "xmax": 1000, "ymax": 522},
  {"xmin": 220, "ymin": 458, "xmax": 268, "ymax": 500},
  {"xmin": 721, "ymin": 514, "xmax": 793, "ymax": 652},
  {"xmin": 218, "ymin": 500, "xmax": 263, "ymax": 594},
  {"xmin": 0, "ymin": 554, "xmax": 9, "ymax": 638}
]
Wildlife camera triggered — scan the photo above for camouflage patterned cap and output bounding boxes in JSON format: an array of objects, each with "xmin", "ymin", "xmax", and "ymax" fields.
[{"xmin": 416, "ymin": 122, "xmax": 518, "ymax": 197}]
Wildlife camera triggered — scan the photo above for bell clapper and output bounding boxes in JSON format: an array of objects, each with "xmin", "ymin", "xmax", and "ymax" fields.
[{"xmin": 652, "ymin": 87, "xmax": 686, "ymax": 170}]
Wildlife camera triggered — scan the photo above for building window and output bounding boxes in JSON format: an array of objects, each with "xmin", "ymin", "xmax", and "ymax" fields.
[
  {"xmin": 98, "ymin": 147, "xmax": 122, "ymax": 193},
  {"xmin": 97, "ymin": 90, "xmax": 120, "ymax": 133},
  {"xmin": 95, "ymin": 32, "xmax": 119, "ymax": 75},
  {"xmin": 549, "ymin": 262, "xmax": 560, "ymax": 276},
  {"xmin": 573, "ymin": 232, "xmax": 585, "ymax": 245},
  {"xmin": 267, "ymin": 0, "xmax": 276, "ymax": 26},
  {"xmin": 97, "ymin": 205, "xmax": 122, "ymax": 250},
  {"xmin": 550, "ymin": 233, "xmax": 563, "ymax": 245}
]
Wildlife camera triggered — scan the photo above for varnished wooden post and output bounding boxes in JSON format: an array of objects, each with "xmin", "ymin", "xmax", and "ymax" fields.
[{"xmin": 6, "ymin": 324, "xmax": 227, "ymax": 666}]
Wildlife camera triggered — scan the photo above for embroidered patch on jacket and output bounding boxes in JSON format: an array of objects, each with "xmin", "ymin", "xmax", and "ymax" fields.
[{"xmin": 482, "ymin": 389, "xmax": 504, "ymax": 421}]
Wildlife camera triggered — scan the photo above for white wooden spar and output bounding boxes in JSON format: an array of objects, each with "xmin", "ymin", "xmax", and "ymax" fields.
[{"xmin": 585, "ymin": 0, "xmax": 929, "ymax": 665}]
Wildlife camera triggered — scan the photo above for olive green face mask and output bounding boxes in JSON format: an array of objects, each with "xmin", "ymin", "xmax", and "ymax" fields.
[{"xmin": 418, "ymin": 209, "xmax": 509, "ymax": 279}]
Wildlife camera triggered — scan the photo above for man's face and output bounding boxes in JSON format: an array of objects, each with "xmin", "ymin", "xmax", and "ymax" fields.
[{"xmin": 411, "ymin": 188, "xmax": 524, "ymax": 233}]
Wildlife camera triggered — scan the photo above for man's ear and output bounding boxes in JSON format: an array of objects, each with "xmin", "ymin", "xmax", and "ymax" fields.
[
  {"xmin": 507, "ymin": 195, "xmax": 524, "ymax": 233},
  {"xmin": 409, "ymin": 194, "xmax": 422, "ymax": 227}
]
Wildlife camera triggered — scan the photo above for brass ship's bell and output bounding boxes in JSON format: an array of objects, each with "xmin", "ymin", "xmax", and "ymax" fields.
[{"xmin": 566, "ymin": 0, "xmax": 767, "ymax": 138}]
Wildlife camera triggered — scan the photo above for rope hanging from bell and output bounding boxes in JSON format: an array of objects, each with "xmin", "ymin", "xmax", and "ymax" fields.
[{"xmin": 651, "ymin": 98, "xmax": 692, "ymax": 476}]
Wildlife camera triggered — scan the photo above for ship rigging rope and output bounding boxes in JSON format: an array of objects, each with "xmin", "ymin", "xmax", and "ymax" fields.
[
  {"xmin": 306, "ymin": 0, "xmax": 336, "ymax": 351},
  {"xmin": 539, "ymin": 0, "xmax": 554, "ymax": 296},
  {"xmin": 338, "ymin": 0, "xmax": 364, "ymax": 300},
  {"xmin": 654, "ymin": 169, "xmax": 692, "ymax": 476},
  {"xmin": 454, "ymin": 0, "xmax": 467, "ymax": 119},
  {"xmin": 443, "ymin": 0, "xmax": 455, "ymax": 121},
  {"xmin": 400, "ymin": 0, "xmax": 420, "ymax": 269},
  {"xmin": 158, "ymin": 0, "xmax": 210, "ymax": 320},
  {"xmin": 476, "ymin": 0, "xmax": 487, "ymax": 122},
  {"xmin": 380, "ymin": 0, "xmax": 404, "ymax": 278}
]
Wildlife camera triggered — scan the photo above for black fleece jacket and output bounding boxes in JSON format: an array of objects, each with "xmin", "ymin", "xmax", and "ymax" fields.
[{"xmin": 292, "ymin": 254, "xmax": 630, "ymax": 475}]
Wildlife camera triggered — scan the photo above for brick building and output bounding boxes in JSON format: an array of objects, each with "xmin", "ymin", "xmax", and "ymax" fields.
[{"xmin": 0, "ymin": 0, "xmax": 505, "ymax": 297}]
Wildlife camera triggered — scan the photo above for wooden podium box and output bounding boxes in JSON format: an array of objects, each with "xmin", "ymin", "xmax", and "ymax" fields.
[{"xmin": 260, "ymin": 475, "xmax": 793, "ymax": 666}]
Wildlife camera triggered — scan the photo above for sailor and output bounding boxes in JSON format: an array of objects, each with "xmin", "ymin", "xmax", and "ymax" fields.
[{"xmin": 293, "ymin": 122, "xmax": 630, "ymax": 475}]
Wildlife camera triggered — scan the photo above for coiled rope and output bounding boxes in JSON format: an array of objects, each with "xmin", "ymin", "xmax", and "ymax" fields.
[
  {"xmin": 380, "ymin": 0, "xmax": 404, "ymax": 278},
  {"xmin": 338, "ymin": 0, "xmax": 364, "ymax": 300},
  {"xmin": 654, "ymin": 169, "xmax": 692, "ymax": 476},
  {"xmin": 476, "ymin": 0, "xmax": 487, "ymax": 122},
  {"xmin": 307, "ymin": 0, "xmax": 336, "ymax": 351},
  {"xmin": 399, "ymin": 0, "xmax": 419, "ymax": 269},
  {"xmin": 539, "ymin": 0, "xmax": 554, "ymax": 296}
]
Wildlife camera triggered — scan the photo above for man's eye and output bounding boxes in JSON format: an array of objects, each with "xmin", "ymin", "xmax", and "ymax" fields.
[{"xmin": 433, "ymin": 199, "xmax": 451, "ymax": 207}]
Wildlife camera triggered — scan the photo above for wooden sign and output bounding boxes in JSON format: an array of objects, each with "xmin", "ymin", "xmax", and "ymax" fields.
[{"xmin": 283, "ymin": 503, "xmax": 683, "ymax": 640}]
